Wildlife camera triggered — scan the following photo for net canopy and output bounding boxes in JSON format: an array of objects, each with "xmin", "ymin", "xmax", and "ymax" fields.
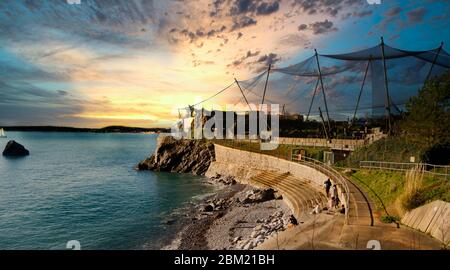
[{"xmin": 185, "ymin": 40, "xmax": 450, "ymax": 123}]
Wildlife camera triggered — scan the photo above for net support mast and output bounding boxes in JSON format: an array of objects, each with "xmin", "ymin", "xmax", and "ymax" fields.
[
  {"xmin": 352, "ymin": 58, "xmax": 371, "ymax": 124},
  {"xmin": 319, "ymin": 107, "xmax": 330, "ymax": 141},
  {"xmin": 426, "ymin": 42, "xmax": 444, "ymax": 81},
  {"xmin": 306, "ymin": 77, "xmax": 320, "ymax": 121},
  {"xmin": 261, "ymin": 65, "xmax": 271, "ymax": 106},
  {"xmin": 235, "ymin": 78, "xmax": 253, "ymax": 112},
  {"xmin": 380, "ymin": 37, "xmax": 392, "ymax": 135},
  {"xmin": 314, "ymin": 49, "xmax": 331, "ymax": 135}
]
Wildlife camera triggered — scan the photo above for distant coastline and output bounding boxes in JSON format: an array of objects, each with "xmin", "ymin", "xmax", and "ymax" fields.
[{"xmin": 1, "ymin": 125, "xmax": 170, "ymax": 134}]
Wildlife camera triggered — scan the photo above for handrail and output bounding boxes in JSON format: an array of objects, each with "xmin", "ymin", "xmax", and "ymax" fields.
[
  {"xmin": 295, "ymin": 156, "xmax": 350, "ymax": 224},
  {"xmin": 361, "ymin": 160, "xmax": 450, "ymax": 168},
  {"xmin": 360, "ymin": 160, "xmax": 450, "ymax": 179}
]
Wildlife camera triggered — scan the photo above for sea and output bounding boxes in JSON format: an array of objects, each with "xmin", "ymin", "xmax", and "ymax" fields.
[{"xmin": 0, "ymin": 132, "xmax": 215, "ymax": 250}]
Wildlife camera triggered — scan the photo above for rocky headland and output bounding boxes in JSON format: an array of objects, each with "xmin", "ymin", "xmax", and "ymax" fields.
[{"xmin": 137, "ymin": 135, "xmax": 214, "ymax": 175}]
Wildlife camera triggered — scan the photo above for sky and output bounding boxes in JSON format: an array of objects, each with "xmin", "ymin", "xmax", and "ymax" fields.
[{"xmin": 0, "ymin": 0, "xmax": 449, "ymax": 128}]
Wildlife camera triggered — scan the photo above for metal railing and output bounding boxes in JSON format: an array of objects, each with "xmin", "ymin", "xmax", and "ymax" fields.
[
  {"xmin": 360, "ymin": 161, "xmax": 450, "ymax": 179},
  {"xmin": 294, "ymin": 156, "xmax": 350, "ymax": 224}
]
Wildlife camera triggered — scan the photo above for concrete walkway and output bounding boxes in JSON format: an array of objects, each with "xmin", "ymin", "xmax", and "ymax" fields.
[{"xmin": 252, "ymin": 170, "xmax": 443, "ymax": 250}]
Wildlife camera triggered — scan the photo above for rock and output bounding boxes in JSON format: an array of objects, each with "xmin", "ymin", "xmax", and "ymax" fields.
[
  {"xmin": 274, "ymin": 192, "xmax": 283, "ymax": 200},
  {"xmin": 242, "ymin": 188, "xmax": 276, "ymax": 204},
  {"xmin": 136, "ymin": 136, "xmax": 214, "ymax": 175},
  {"xmin": 203, "ymin": 204, "xmax": 214, "ymax": 212},
  {"xmin": 2, "ymin": 140, "xmax": 29, "ymax": 157},
  {"xmin": 163, "ymin": 219, "xmax": 176, "ymax": 225},
  {"xmin": 243, "ymin": 242, "xmax": 254, "ymax": 250},
  {"xmin": 232, "ymin": 236, "xmax": 241, "ymax": 243},
  {"xmin": 289, "ymin": 215, "xmax": 298, "ymax": 226}
]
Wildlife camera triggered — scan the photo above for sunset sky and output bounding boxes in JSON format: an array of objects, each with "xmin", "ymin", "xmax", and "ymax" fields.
[{"xmin": 0, "ymin": 0, "xmax": 449, "ymax": 128}]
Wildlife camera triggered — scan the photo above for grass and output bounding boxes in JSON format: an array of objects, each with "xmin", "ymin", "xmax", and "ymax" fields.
[
  {"xmin": 346, "ymin": 169, "xmax": 450, "ymax": 217},
  {"xmin": 344, "ymin": 136, "xmax": 425, "ymax": 167}
]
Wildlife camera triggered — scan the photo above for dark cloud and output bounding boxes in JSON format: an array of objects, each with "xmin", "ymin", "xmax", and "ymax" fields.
[
  {"xmin": 292, "ymin": 0, "xmax": 363, "ymax": 17},
  {"xmin": 309, "ymin": 19, "xmax": 337, "ymax": 35},
  {"xmin": 210, "ymin": 0, "xmax": 226, "ymax": 17},
  {"xmin": 353, "ymin": 10, "xmax": 373, "ymax": 17},
  {"xmin": 231, "ymin": 16, "xmax": 257, "ymax": 31},
  {"xmin": 57, "ymin": 90, "xmax": 69, "ymax": 96},
  {"xmin": 172, "ymin": 25, "xmax": 227, "ymax": 43},
  {"xmin": 298, "ymin": 24, "xmax": 308, "ymax": 31},
  {"xmin": 0, "ymin": 0, "xmax": 163, "ymax": 50},
  {"xmin": 256, "ymin": 1, "xmax": 280, "ymax": 15},
  {"xmin": 257, "ymin": 53, "xmax": 280, "ymax": 66},
  {"xmin": 229, "ymin": 0, "xmax": 280, "ymax": 16},
  {"xmin": 228, "ymin": 50, "xmax": 260, "ymax": 67},
  {"xmin": 407, "ymin": 7, "xmax": 427, "ymax": 22},
  {"xmin": 207, "ymin": 25, "xmax": 227, "ymax": 37},
  {"xmin": 253, "ymin": 53, "xmax": 280, "ymax": 72},
  {"xmin": 385, "ymin": 7, "xmax": 402, "ymax": 17}
]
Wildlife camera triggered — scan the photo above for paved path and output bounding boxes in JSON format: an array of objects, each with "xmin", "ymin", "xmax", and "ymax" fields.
[{"xmin": 250, "ymin": 169, "xmax": 442, "ymax": 250}]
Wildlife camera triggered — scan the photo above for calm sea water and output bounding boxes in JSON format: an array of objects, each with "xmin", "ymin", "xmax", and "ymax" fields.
[{"xmin": 0, "ymin": 132, "xmax": 213, "ymax": 250}]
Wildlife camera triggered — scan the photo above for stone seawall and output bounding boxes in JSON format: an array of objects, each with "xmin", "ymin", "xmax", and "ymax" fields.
[{"xmin": 206, "ymin": 144, "xmax": 329, "ymax": 189}]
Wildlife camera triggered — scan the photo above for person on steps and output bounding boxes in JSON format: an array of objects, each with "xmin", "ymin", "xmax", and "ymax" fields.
[{"xmin": 323, "ymin": 178, "xmax": 332, "ymax": 197}]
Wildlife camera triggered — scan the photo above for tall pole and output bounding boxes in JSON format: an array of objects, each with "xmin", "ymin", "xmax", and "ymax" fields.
[
  {"xmin": 426, "ymin": 42, "xmax": 444, "ymax": 81},
  {"xmin": 261, "ymin": 64, "xmax": 271, "ymax": 105},
  {"xmin": 306, "ymin": 77, "xmax": 320, "ymax": 121},
  {"xmin": 319, "ymin": 107, "xmax": 329, "ymax": 141},
  {"xmin": 235, "ymin": 78, "xmax": 253, "ymax": 112},
  {"xmin": 314, "ymin": 49, "xmax": 331, "ymax": 136},
  {"xmin": 353, "ymin": 58, "xmax": 371, "ymax": 124},
  {"xmin": 380, "ymin": 37, "xmax": 392, "ymax": 135}
]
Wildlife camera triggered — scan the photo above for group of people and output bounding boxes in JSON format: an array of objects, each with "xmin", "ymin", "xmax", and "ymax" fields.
[
  {"xmin": 309, "ymin": 178, "xmax": 346, "ymax": 216},
  {"xmin": 323, "ymin": 178, "xmax": 345, "ymax": 214}
]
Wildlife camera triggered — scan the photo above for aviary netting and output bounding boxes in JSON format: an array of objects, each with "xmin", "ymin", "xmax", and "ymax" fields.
[{"xmin": 180, "ymin": 38, "xmax": 450, "ymax": 135}]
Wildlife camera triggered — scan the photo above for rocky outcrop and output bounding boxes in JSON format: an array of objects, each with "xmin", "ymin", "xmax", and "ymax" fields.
[
  {"xmin": 2, "ymin": 140, "xmax": 30, "ymax": 157},
  {"xmin": 241, "ymin": 188, "xmax": 276, "ymax": 204},
  {"xmin": 137, "ymin": 136, "xmax": 215, "ymax": 175}
]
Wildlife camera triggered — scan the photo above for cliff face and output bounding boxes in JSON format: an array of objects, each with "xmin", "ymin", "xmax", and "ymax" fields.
[{"xmin": 137, "ymin": 136, "xmax": 215, "ymax": 175}]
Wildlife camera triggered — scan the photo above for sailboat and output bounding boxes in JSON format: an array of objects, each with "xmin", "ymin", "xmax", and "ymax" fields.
[{"xmin": 0, "ymin": 128, "xmax": 6, "ymax": 138}]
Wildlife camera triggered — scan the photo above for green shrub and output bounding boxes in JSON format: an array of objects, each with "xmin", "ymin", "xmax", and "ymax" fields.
[{"xmin": 381, "ymin": 215, "xmax": 400, "ymax": 224}]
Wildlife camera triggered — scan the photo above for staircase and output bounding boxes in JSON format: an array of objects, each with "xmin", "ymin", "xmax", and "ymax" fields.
[{"xmin": 248, "ymin": 171, "xmax": 328, "ymax": 222}]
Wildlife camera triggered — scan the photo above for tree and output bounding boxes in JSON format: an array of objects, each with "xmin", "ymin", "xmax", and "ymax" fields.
[{"xmin": 401, "ymin": 71, "xmax": 450, "ymax": 150}]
